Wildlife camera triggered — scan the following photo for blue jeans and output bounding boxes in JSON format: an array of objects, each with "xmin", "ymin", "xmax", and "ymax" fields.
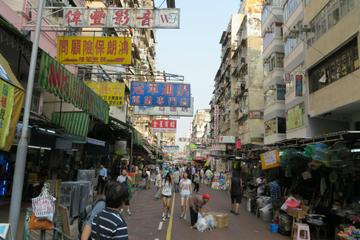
[{"xmin": 174, "ymin": 182, "xmax": 180, "ymax": 193}]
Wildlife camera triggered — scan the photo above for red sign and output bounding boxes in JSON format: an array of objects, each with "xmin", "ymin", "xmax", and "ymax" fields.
[
  {"xmin": 236, "ymin": 139, "xmax": 241, "ymax": 150},
  {"xmin": 151, "ymin": 119, "xmax": 177, "ymax": 132}
]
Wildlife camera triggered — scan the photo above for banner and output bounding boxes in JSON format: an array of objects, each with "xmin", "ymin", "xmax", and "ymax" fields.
[
  {"xmin": 85, "ymin": 82, "xmax": 125, "ymax": 106},
  {"xmin": 151, "ymin": 119, "xmax": 176, "ymax": 132},
  {"xmin": 38, "ymin": 52, "xmax": 109, "ymax": 123},
  {"xmin": 57, "ymin": 36, "xmax": 131, "ymax": 65},
  {"xmin": 130, "ymin": 82, "xmax": 191, "ymax": 108},
  {"xmin": 133, "ymin": 97, "xmax": 193, "ymax": 116},
  {"xmin": 162, "ymin": 145, "xmax": 179, "ymax": 153},
  {"xmin": 0, "ymin": 54, "xmax": 25, "ymax": 152},
  {"xmin": 261, "ymin": 149, "xmax": 280, "ymax": 170},
  {"xmin": 217, "ymin": 136, "xmax": 236, "ymax": 144},
  {"xmin": 63, "ymin": 8, "xmax": 180, "ymax": 29}
]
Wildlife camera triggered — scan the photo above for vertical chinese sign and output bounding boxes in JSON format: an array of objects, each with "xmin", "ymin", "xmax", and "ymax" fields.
[
  {"xmin": 214, "ymin": 105, "xmax": 220, "ymax": 138},
  {"xmin": 130, "ymin": 82, "xmax": 191, "ymax": 108},
  {"xmin": 38, "ymin": 52, "xmax": 109, "ymax": 123},
  {"xmin": 57, "ymin": 36, "xmax": 131, "ymax": 65},
  {"xmin": 151, "ymin": 119, "xmax": 177, "ymax": 133},
  {"xmin": 0, "ymin": 54, "xmax": 25, "ymax": 151},
  {"xmin": 85, "ymin": 82, "xmax": 125, "ymax": 106},
  {"xmin": 63, "ymin": 8, "xmax": 180, "ymax": 29}
]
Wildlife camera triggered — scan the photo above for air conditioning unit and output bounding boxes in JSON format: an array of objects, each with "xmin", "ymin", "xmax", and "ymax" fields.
[{"xmin": 301, "ymin": 24, "xmax": 313, "ymax": 32}]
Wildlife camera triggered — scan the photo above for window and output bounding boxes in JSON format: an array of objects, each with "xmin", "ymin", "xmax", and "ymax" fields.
[
  {"xmin": 308, "ymin": 0, "xmax": 354, "ymax": 46},
  {"xmin": 309, "ymin": 37, "xmax": 359, "ymax": 93},
  {"xmin": 277, "ymin": 84, "xmax": 286, "ymax": 100},
  {"xmin": 267, "ymin": 52, "xmax": 284, "ymax": 72},
  {"xmin": 278, "ymin": 118, "xmax": 286, "ymax": 134},
  {"xmin": 265, "ymin": 118, "xmax": 286, "ymax": 136},
  {"xmin": 286, "ymin": 103, "xmax": 305, "ymax": 130},
  {"xmin": 285, "ymin": 65, "xmax": 304, "ymax": 97},
  {"xmin": 284, "ymin": 0, "xmax": 301, "ymax": 22}
]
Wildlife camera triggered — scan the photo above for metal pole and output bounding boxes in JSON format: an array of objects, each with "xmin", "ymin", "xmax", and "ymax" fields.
[
  {"xmin": 9, "ymin": 0, "xmax": 45, "ymax": 237},
  {"xmin": 130, "ymin": 129, "xmax": 133, "ymax": 166}
]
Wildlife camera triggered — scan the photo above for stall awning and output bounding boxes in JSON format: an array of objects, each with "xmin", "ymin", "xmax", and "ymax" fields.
[{"xmin": 52, "ymin": 111, "xmax": 90, "ymax": 138}]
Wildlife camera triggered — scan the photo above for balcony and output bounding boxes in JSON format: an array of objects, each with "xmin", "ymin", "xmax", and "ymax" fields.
[
  {"xmin": 261, "ymin": 0, "xmax": 283, "ymax": 34},
  {"xmin": 263, "ymin": 33, "xmax": 284, "ymax": 59},
  {"xmin": 263, "ymin": 68, "xmax": 284, "ymax": 89}
]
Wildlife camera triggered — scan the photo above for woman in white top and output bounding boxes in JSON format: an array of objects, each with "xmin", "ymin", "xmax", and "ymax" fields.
[
  {"xmin": 161, "ymin": 173, "xmax": 172, "ymax": 221},
  {"xmin": 179, "ymin": 172, "xmax": 192, "ymax": 219}
]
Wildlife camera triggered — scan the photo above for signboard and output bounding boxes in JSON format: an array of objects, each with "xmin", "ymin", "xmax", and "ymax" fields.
[
  {"xmin": 130, "ymin": 82, "xmax": 191, "ymax": 108},
  {"xmin": 178, "ymin": 137, "xmax": 190, "ymax": 142},
  {"xmin": 151, "ymin": 119, "xmax": 176, "ymax": 132},
  {"xmin": 85, "ymin": 81, "xmax": 125, "ymax": 106},
  {"xmin": 295, "ymin": 74, "xmax": 303, "ymax": 97},
  {"xmin": 0, "ymin": 224, "xmax": 10, "ymax": 239},
  {"xmin": 236, "ymin": 139, "xmax": 241, "ymax": 150},
  {"xmin": 217, "ymin": 136, "xmax": 236, "ymax": 144},
  {"xmin": 0, "ymin": 81, "xmax": 15, "ymax": 150},
  {"xmin": 162, "ymin": 145, "xmax": 179, "ymax": 153},
  {"xmin": 38, "ymin": 52, "xmax": 109, "ymax": 123},
  {"xmin": 214, "ymin": 105, "xmax": 219, "ymax": 137},
  {"xmin": 261, "ymin": 149, "xmax": 280, "ymax": 170},
  {"xmin": 57, "ymin": 36, "xmax": 131, "ymax": 65},
  {"xmin": 210, "ymin": 144, "xmax": 226, "ymax": 151},
  {"xmin": 133, "ymin": 97, "xmax": 193, "ymax": 116},
  {"xmin": 63, "ymin": 8, "xmax": 180, "ymax": 29}
]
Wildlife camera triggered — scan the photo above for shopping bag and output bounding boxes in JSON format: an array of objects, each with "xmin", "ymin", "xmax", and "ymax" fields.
[
  {"xmin": 28, "ymin": 213, "xmax": 54, "ymax": 230},
  {"xmin": 32, "ymin": 183, "xmax": 56, "ymax": 222}
]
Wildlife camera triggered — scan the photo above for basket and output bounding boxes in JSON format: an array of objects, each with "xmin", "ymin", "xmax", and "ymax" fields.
[{"xmin": 208, "ymin": 212, "xmax": 229, "ymax": 228}]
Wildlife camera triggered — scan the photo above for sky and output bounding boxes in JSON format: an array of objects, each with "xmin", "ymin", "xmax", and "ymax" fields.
[{"xmin": 154, "ymin": 0, "xmax": 240, "ymax": 142}]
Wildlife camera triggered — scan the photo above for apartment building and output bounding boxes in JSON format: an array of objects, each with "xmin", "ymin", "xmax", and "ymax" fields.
[
  {"xmin": 233, "ymin": 0, "xmax": 264, "ymax": 146},
  {"xmin": 262, "ymin": 0, "xmax": 286, "ymax": 144},
  {"xmin": 191, "ymin": 109, "xmax": 211, "ymax": 144},
  {"xmin": 304, "ymin": 0, "xmax": 359, "ymax": 132}
]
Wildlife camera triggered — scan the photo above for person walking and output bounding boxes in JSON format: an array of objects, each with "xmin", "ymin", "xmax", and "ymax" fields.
[
  {"xmin": 155, "ymin": 168, "xmax": 162, "ymax": 199},
  {"xmin": 229, "ymin": 171, "xmax": 243, "ymax": 215},
  {"xmin": 97, "ymin": 164, "xmax": 108, "ymax": 194},
  {"xmin": 205, "ymin": 168, "xmax": 213, "ymax": 186},
  {"xmin": 189, "ymin": 194, "xmax": 211, "ymax": 228},
  {"xmin": 141, "ymin": 167, "xmax": 148, "ymax": 189},
  {"xmin": 179, "ymin": 172, "xmax": 192, "ymax": 219},
  {"xmin": 161, "ymin": 173, "xmax": 173, "ymax": 221},
  {"xmin": 173, "ymin": 167, "xmax": 180, "ymax": 193},
  {"xmin": 193, "ymin": 171, "xmax": 200, "ymax": 193},
  {"xmin": 200, "ymin": 168, "xmax": 204, "ymax": 184},
  {"xmin": 91, "ymin": 181, "xmax": 129, "ymax": 240},
  {"xmin": 117, "ymin": 169, "xmax": 132, "ymax": 216}
]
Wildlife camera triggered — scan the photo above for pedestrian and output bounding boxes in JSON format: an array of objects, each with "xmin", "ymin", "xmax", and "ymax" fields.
[
  {"xmin": 189, "ymin": 194, "xmax": 211, "ymax": 228},
  {"xmin": 191, "ymin": 165, "xmax": 196, "ymax": 182},
  {"xmin": 229, "ymin": 171, "xmax": 242, "ymax": 215},
  {"xmin": 117, "ymin": 169, "xmax": 132, "ymax": 216},
  {"xmin": 141, "ymin": 167, "xmax": 148, "ymax": 189},
  {"xmin": 155, "ymin": 168, "xmax": 162, "ymax": 199},
  {"xmin": 179, "ymin": 172, "xmax": 192, "ymax": 219},
  {"xmin": 97, "ymin": 164, "xmax": 108, "ymax": 194},
  {"xmin": 80, "ymin": 194, "xmax": 106, "ymax": 240},
  {"xmin": 193, "ymin": 171, "xmax": 200, "ymax": 193},
  {"xmin": 161, "ymin": 173, "xmax": 173, "ymax": 221},
  {"xmin": 173, "ymin": 167, "xmax": 180, "ymax": 193},
  {"xmin": 146, "ymin": 167, "xmax": 151, "ymax": 189},
  {"xmin": 200, "ymin": 168, "xmax": 204, "ymax": 184},
  {"xmin": 91, "ymin": 181, "xmax": 129, "ymax": 239},
  {"xmin": 205, "ymin": 168, "xmax": 213, "ymax": 186}
]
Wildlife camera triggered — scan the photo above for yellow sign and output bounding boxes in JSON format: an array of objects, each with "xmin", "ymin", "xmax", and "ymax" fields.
[
  {"xmin": 0, "ymin": 81, "xmax": 14, "ymax": 149},
  {"xmin": 57, "ymin": 36, "xmax": 131, "ymax": 65},
  {"xmin": 261, "ymin": 149, "xmax": 280, "ymax": 170},
  {"xmin": 85, "ymin": 82, "xmax": 125, "ymax": 106}
]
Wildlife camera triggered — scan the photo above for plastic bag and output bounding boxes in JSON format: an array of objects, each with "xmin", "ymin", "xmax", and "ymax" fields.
[
  {"xmin": 32, "ymin": 184, "xmax": 56, "ymax": 222},
  {"xmin": 196, "ymin": 216, "xmax": 208, "ymax": 232},
  {"xmin": 205, "ymin": 215, "xmax": 216, "ymax": 230}
]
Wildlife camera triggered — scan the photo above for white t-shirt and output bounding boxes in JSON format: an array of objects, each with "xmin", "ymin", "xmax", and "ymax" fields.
[
  {"xmin": 162, "ymin": 180, "xmax": 172, "ymax": 196},
  {"xmin": 117, "ymin": 175, "xmax": 128, "ymax": 183},
  {"xmin": 180, "ymin": 179, "xmax": 192, "ymax": 195}
]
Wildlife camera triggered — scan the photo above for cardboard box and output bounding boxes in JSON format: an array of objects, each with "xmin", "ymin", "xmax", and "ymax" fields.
[{"xmin": 208, "ymin": 212, "xmax": 229, "ymax": 228}]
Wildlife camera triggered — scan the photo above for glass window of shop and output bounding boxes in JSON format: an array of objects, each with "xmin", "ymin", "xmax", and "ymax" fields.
[
  {"xmin": 265, "ymin": 117, "xmax": 286, "ymax": 136},
  {"xmin": 284, "ymin": 0, "xmax": 301, "ymax": 22},
  {"xmin": 307, "ymin": 0, "xmax": 354, "ymax": 46},
  {"xmin": 309, "ymin": 37, "xmax": 359, "ymax": 93},
  {"xmin": 286, "ymin": 103, "xmax": 305, "ymax": 130}
]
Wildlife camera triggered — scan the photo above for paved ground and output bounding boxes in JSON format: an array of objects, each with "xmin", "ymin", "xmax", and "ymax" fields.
[{"xmin": 126, "ymin": 184, "xmax": 290, "ymax": 240}]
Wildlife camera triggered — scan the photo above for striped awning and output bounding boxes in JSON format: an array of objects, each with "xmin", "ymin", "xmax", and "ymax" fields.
[{"xmin": 52, "ymin": 111, "xmax": 90, "ymax": 138}]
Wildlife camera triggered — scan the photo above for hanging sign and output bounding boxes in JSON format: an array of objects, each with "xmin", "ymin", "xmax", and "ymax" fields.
[
  {"xmin": 261, "ymin": 149, "xmax": 280, "ymax": 170},
  {"xmin": 38, "ymin": 52, "xmax": 109, "ymax": 123},
  {"xmin": 133, "ymin": 97, "xmax": 194, "ymax": 116},
  {"xmin": 85, "ymin": 81, "xmax": 125, "ymax": 106},
  {"xmin": 130, "ymin": 82, "xmax": 191, "ymax": 108},
  {"xmin": 57, "ymin": 36, "xmax": 131, "ymax": 65},
  {"xmin": 63, "ymin": 8, "xmax": 180, "ymax": 29},
  {"xmin": 151, "ymin": 119, "xmax": 176, "ymax": 132}
]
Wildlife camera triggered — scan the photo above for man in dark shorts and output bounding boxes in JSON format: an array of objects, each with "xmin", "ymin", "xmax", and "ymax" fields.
[{"xmin": 230, "ymin": 172, "xmax": 243, "ymax": 215}]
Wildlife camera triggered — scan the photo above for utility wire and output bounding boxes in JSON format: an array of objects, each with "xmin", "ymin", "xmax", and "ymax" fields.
[{"xmin": 158, "ymin": 0, "xmax": 166, "ymax": 8}]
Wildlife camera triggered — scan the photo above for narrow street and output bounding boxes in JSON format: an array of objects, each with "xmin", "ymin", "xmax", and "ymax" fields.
[{"xmin": 126, "ymin": 184, "xmax": 289, "ymax": 240}]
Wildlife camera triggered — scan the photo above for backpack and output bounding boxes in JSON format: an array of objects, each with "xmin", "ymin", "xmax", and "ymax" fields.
[{"xmin": 78, "ymin": 198, "xmax": 106, "ymax": 234}]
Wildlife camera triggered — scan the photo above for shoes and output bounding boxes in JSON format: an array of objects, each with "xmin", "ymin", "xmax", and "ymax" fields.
[
  {"xmin": 127, "ymin": 209, "xmax": 132, "ymax": 216},
  {"xmin": 230, "ymin": 210, "xmax": 235, "ymax": 214},
  {"xmin": 162, "ymin": 216, "xmax": 166, "ymax": 221},
  {"xmin": 183, "ymin": 214, "xmax": 187, "ymax": 220},
  {"xmin": 167, "ymin": 212, "xmax": 171, "ymax": 218}
]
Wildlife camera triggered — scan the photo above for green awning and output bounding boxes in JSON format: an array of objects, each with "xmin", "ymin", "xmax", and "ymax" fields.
[{"xmin": 52, "ymin": 111, "xmax": 90, "ymax": 138}]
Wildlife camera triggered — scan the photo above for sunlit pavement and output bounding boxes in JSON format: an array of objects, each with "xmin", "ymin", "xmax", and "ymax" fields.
[{"xmin": 126, "ymin": 184, "xmax": 289, "ymax": 240}]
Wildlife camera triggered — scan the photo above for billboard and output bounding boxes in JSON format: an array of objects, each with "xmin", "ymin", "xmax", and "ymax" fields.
[
  {"xmin": 261, "ymin": 149, "xmax": 280, "ymax": 170},
  {"xmin": 57, "ymin": 36, "xmax": 131, "ymax": 65},
  {"xmin": 130, "ymin": 82, "xmax": 191, "ymax": 108},
  {"xmin": 85, "ymin": 82, "xmax": 125, "ymax": 106},
  {"xmin": 151, "ymin": 119, "xmax": 176, "ymax": 133},
  {"xmin": 63, "ymin": 8, "xmax": 180, "ymax": 29},
  {"xmin": 133, "ymin": 97, "xmax": 193, "ymax": 116},
  {"xmin": 163, "ymin": 145, "xmax": 179, "ymax": 153}
]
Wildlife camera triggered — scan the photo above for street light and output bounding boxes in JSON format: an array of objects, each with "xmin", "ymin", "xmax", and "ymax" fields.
[{"xmin": 8, "ymin": 0, "xmax": 45, "ymax": 237}]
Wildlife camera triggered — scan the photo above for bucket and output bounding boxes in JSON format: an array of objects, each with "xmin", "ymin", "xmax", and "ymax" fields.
[{"xmin": 270, "ymin": 223, "xmax": 279, "ymax": 233}]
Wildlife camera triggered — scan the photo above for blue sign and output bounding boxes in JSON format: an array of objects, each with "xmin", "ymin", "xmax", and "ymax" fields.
[{"xmin": 130, "ymin": 82, "xmax": 191, "ymax": 108}]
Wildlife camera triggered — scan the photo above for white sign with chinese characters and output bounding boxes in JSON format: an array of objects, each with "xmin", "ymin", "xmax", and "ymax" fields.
[
  {"xmin": 63, "ymin": 8, "xmax": 180, "ymax": 29},
  {"xmin": 134, "ymin": 98, "xmax": 194, "ymax": 116}
]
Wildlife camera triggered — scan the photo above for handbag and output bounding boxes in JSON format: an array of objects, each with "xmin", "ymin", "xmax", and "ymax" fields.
[{"xmin": 28, "ymin": 213, "xmax": 54, "ymax": 230}]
